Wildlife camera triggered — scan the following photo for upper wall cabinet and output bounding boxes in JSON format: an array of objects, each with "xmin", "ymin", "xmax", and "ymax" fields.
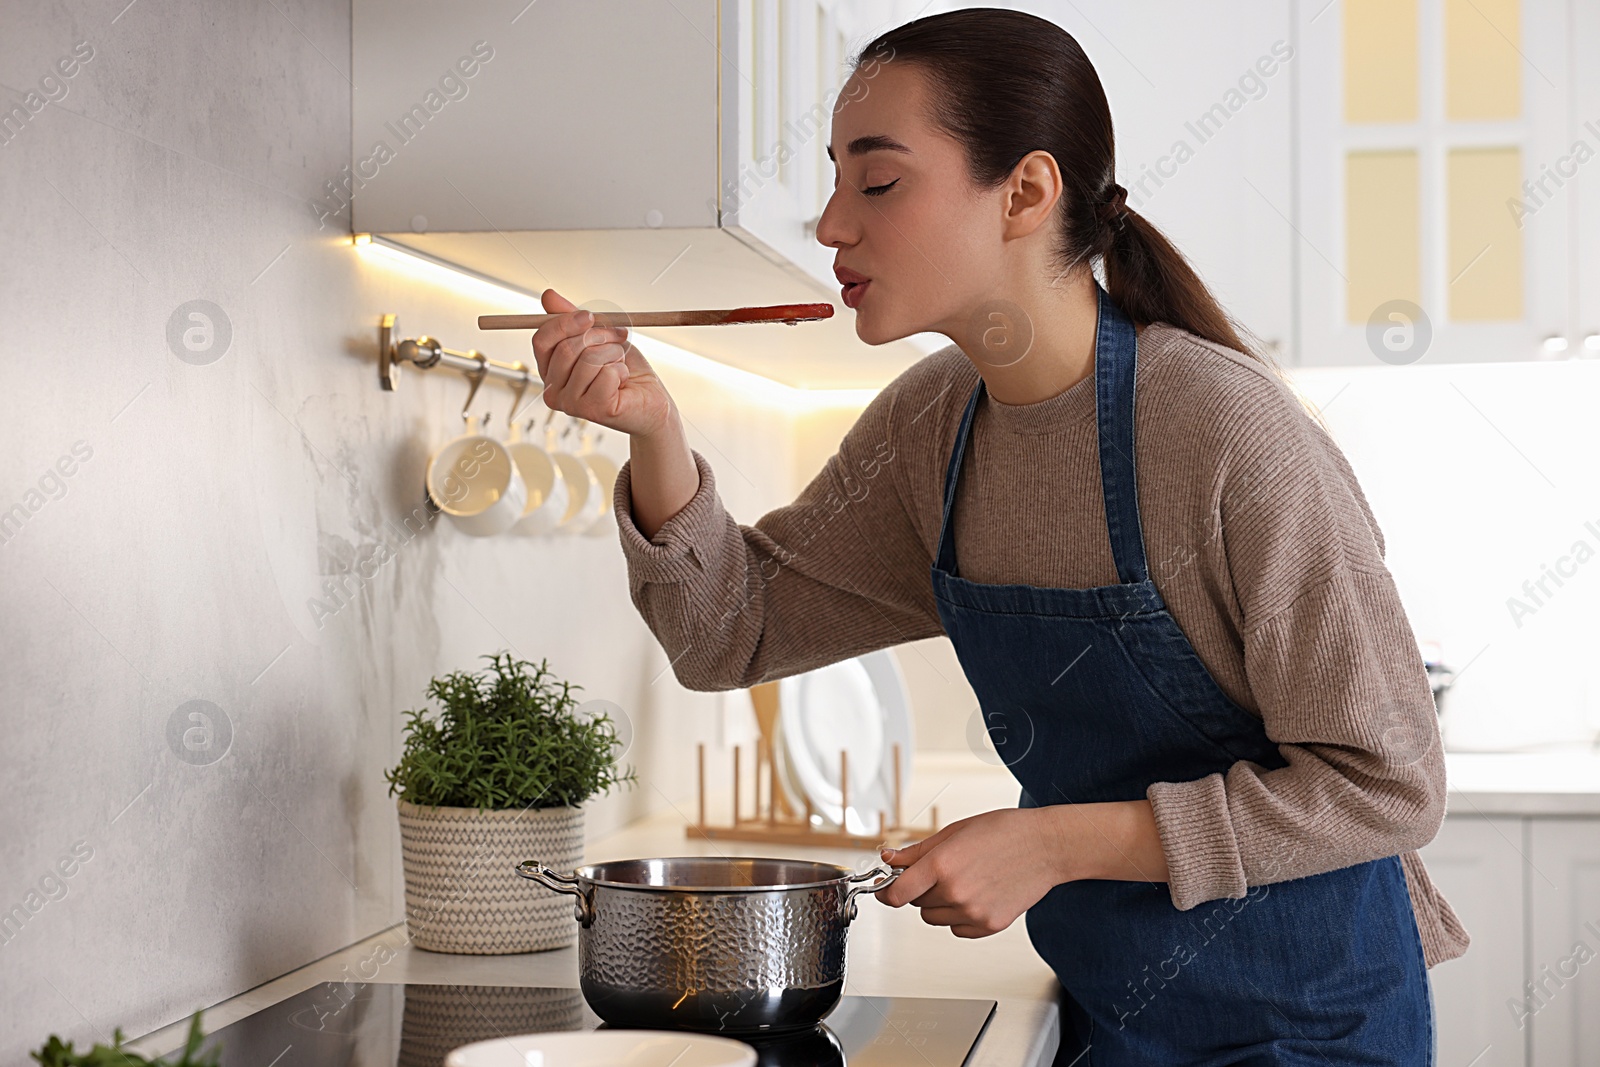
[
  {"xmin": 350, "ymin": 0, "xmax": 909, "ymax": 390},
  {"xmin": 1294, "ymin": 0, "xmax": 1596, "ymax": 365}
]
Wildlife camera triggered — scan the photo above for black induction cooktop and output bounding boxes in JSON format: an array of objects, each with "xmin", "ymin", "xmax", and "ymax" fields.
[{"xmin": 170, "ymin": 982, "xmax": 996, "ymax": 1067}]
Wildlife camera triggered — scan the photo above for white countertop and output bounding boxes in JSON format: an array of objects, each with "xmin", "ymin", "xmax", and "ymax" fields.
[
  {"xmin": 125, "ymin": 750, "xmax": 1599, "ymax": 1062},
  {"xmin": 128, "ymin": 753, "xmax": 1062, "ymax": 1066},
  {"xmin": 1444, "ymin": 750, "xmax": 1600, "ymax": 815}
]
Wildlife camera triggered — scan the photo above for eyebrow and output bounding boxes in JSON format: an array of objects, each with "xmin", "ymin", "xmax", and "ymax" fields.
[{"xmin": 825, "ymin": 134, "xmax": 914, "ymax": 162}]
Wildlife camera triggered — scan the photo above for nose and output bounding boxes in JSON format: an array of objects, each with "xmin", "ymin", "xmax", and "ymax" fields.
[{"xmin": 814, "ymin": 184, "xmax": 854, "ymax": 251}]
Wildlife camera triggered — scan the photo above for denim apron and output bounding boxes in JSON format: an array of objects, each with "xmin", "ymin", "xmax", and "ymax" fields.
[{"xmin": 929, "ymin": 285, "xmax": 1432, "ymax": 1065}]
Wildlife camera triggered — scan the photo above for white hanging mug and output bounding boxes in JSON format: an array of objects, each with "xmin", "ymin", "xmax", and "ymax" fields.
[
  {"xmin": 508, "ymin": 411, "xmax": 570, "ymax": 535},
  {"xmin": 549, "ymin": 420, "xmax": 603, "ymax": 534},
  {"xmin": 577, "ymin": 424, "xmax": 620, "ymax": 537},
  {"xmin": 425, "ymin": 368, "xmax": 528, "ymax": 537}
]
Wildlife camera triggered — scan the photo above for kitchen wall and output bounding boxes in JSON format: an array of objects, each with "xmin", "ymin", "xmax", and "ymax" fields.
[
  {"xmin": 1291, "ymin": 359, "xmax": 1600, "ymax": 753},
  {"xmin": 0, "ymin": 2, "xmax": 807, "ymax": 1056}
]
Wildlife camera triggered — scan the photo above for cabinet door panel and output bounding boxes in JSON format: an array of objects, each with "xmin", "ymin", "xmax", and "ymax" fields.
[
  {"xmin": 353, "ymin": 0, "xmax": 718, "ymax": 233},
  {"xmin": 1528, "ymin": 819, "xmax": 1600, "ymax": 1067},
  {"xmin": 1420, "ymin": 816, "xmax": 1528, "ymax": 1067},
  {"xmin": 1294, "ymin": 0, "xmax": 1572, "ymax": 365}
]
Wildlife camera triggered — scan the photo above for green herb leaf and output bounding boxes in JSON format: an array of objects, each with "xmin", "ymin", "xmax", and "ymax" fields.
[
  {"xmin": 385, "ymin": 653, "xmax": 636, "ymax": 810},
  {"xmin": 31, "ymin": 1013, "xmax": 216, "ymax": 1067}
]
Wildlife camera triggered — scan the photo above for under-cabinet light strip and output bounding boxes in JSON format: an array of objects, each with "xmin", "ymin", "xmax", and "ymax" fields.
[{"xmin": 351, "ymin": 234, "xmax": 879, "ymax": 412}]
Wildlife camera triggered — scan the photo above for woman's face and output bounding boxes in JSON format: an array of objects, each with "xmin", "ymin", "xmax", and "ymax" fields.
[{"xmin": 817, "ymin": 61, "xmax": 1013, "ymax": 346}]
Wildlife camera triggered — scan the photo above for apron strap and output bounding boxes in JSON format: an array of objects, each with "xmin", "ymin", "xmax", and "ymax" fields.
[
  {"xmin": 1093, "ymin": 284, "xmax": 1150, "ymax": 585},
  {"xmin": 933, "ymin": 284, "xmax": 1149, "ymax": 586},
  {"xmin": 933, "ymin": 378, "xmax": 986, "ymax": 576}
]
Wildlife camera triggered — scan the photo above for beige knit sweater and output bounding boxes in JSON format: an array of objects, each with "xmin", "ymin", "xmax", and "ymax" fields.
[{"xmin": 612, "ymin": 321, "xmax": 1469, "ymax": 967}]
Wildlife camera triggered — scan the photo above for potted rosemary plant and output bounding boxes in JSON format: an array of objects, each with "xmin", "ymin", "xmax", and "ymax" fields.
[
  {"xmin": 32, "ymin": 1015, "xmax": 211, "ymax": 1067},
  {"xmin": 386, "ymin": 653, "xmax": 633, "ymax": 954}
]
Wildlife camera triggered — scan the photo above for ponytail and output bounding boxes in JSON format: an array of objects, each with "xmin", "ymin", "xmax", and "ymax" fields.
[
  {"xmin": 1096, "ymin": 184, "xmax": 1266, "ymax": 360},
  {"xmin": 858, "ymin": 9, "xmax": 1270, "ymax": 364}
]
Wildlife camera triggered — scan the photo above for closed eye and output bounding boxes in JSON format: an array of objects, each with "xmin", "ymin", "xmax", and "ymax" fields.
[{"xmin": 862, "ymin": 178, "xmax": 899, "ymax": 197}]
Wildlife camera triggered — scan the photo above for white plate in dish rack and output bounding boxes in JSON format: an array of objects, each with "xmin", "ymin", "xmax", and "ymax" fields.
[
  {"xmin": 775, "ymin": 650, "xmax": 914, "ymax": 836},
  {"xmin": 446, "ymin": 1031, "xmax": 755, "ymax": 1067}
]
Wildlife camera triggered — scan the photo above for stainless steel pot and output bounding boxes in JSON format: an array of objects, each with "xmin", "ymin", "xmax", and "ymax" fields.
[{"xmin": 515, "ymin": 856, "xmax": 900, "ymax": 1033}]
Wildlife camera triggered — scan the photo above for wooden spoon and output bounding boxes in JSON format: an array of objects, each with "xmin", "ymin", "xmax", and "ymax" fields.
[{"xmin": 478, "ymin": 302, "xmax": 835, "ymax": 331}]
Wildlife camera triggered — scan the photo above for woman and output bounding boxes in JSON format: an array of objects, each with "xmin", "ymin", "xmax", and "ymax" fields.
[{"xmin": 530, "ymin": 8, "xmax": 1467, "ymax": 1064}]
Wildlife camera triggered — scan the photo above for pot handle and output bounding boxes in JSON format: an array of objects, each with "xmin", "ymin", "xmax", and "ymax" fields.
[
  {"xmin": 843, "ymin": 865, "xmax": 903, "ymax": 923},
  {"xmin": 516, "ymin": 860, "xmax": 595, "ymax": 927}
]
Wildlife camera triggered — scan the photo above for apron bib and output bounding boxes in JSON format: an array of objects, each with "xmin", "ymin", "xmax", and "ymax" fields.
[{"xmin": 929, "ymin": 285, "xmax": 1432, "ymax": 1066}]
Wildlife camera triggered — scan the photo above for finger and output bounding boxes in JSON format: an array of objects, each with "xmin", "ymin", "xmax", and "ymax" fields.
[
  {"xmin": 879, "ymin": 854, "xmax": 940, "ymax": 908},
  {"xmin": 576, "ymin": 358, "xmax": 629, "ymax": 415},
  {"xmin": 544, "ymin": 327, "xmax": 628, "ymax": 398},
  {"xmin": 882, "ymin": 841, "xmax": 923, "ymax": 866},
  {"xmin": 620, "ymin": 335, "xmax": 656, "ymax": 380},
  {"xmin": 881, "ymin": 821, "xmax": 956, "ymax": 867},
  {"xmin": 541, "ymin": 288, "xmax": 578, "ymax": 313},
  {"xmin": 560, "ymin": 336, "xmax": 630, "ymax": 406},
  {"xmin": 917, "ymin": 908, "xmax": 998, "ymax": 939},
  {"xmin": 908, "ymin": 882, "xmax": 957, "ymax": 909},
  {"xmin": 551, "ymin": 326, "xmax": 628, "ymax": 372},
  {"xmin": 916, "ymin": 905, "xmax": 966, "ymax": 928},
  {"xmin": 532, "ymin": 309, "xmax": 594, "ymax": 381}
]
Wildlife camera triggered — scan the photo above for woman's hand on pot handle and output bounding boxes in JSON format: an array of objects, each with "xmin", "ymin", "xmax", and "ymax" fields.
[
  {"xmin": 532, "ymin": 288, "xmax": 699, "ymax": 538},
  {"xmin": 877, "ymin": 801, "xmax": 1170, "ymax": 938},
  {"xmin": 876, "ymin": 809, "xmax": 1064, "ymax": 938}
]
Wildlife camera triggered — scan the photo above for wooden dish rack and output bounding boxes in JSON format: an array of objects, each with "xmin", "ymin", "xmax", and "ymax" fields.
[{"xmin": 684, "ymin": 682, "xmax": 939, "ymax": 850}]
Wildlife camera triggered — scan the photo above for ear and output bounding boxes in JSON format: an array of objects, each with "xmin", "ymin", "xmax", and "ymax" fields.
[{"xmin": 1000, "ymin": 150, "xmax": 1063, "ymax": 241}]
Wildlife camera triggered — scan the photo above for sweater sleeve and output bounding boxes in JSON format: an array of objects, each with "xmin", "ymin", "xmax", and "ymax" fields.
[
  {"xmin": 611, "ymin": 379, "xmax": 944, "ymax": 691},
  {"xmin": 1145, "ymin": 379, "xmax": 1447, "ymax": 911}
]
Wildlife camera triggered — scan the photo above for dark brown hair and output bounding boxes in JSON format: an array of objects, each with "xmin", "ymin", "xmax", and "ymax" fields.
[{"xmin": 856, "ymin": 8, "xmax": 1266, "ymax": 362}]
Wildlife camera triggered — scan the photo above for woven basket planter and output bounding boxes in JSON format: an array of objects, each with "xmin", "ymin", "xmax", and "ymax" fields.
[{"xmin": 397, "ymin": 800, "xmax": 584, "ymax": 954}]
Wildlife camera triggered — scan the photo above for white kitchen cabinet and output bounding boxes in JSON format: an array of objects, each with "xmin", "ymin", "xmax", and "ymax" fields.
[
  {"xmin": 1420, "ymin": 816, "xmax": 1529, "ymax": 1067},
  {"xmin": 724, "ymin": 0, "xmax": 839, "ymax": 287},
  {"xmin": 1421, "ymin": 811, "xmax": 1600, "ymax": 1067},
  {"xmin": 1010, "ymin": 1, "xmax": 1291, "ymax": 366},
  {"xmin": 1292, "ymin": 0, "xmax": 1580, "ymax": 365},
  {"xmin": 723, "ymin": 0, "xmax": 901, "ymax": 284},
  {"xmin": 1528, "ymin": 820, "xmax": 1600, "ymax": 1066},
  {"xmin": 349, "ymin": 0, "xmax": 921, "ymax": 389},
  {"xmin": 350, "ymin": 1, "xmax": 717, "ymax": 235}
]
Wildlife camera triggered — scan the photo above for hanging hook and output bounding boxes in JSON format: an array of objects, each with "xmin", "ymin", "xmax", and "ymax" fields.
[
  {"xmin": 460, "ymin": 351, "xmax": 488, "ymax": 425},
  {"xmin": 506, "ymin": 364, "xmax": 531, "ymax": 429}
]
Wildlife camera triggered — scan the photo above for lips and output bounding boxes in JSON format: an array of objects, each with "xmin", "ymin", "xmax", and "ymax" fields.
[{"xmin": 835, "ymin": 266, "xmax": 871, "ymax": 310}]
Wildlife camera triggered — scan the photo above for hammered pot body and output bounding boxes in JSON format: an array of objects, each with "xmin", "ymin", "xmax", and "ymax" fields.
[
  {"xmin": 516, "ymin": 857, "xmax": 897, "ymax": 1033},
  {"xmin": 397, "ymin": 800, "xmax": 583, "ymax": 954},
  {"xmin": 582, "ymin": 881, "xmax": 850, "ymax": 1031}
]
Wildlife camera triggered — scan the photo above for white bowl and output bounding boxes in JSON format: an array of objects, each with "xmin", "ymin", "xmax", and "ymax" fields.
[{"xmin": 445, "ymin": 1030, "xmax": 756, "ymax": 1067}]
